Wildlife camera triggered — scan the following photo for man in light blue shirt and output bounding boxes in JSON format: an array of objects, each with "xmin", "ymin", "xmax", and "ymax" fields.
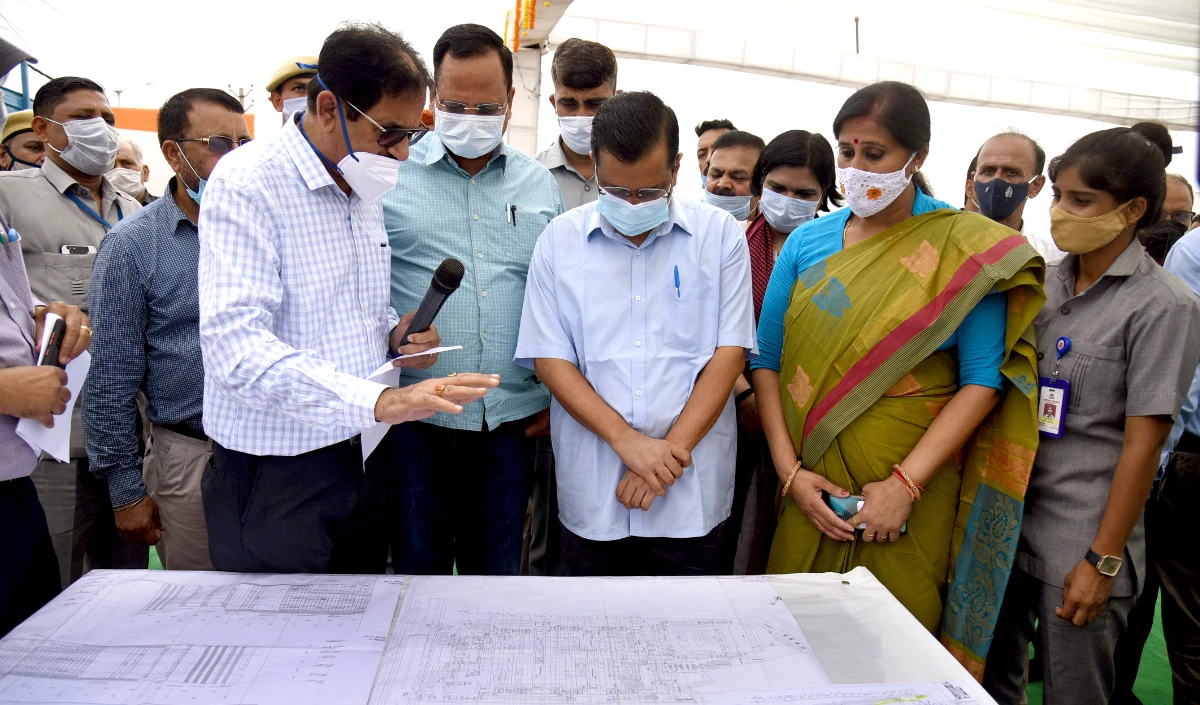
[
  {"xmin": 515, "ymin": 91, "xmax": 756, "ymax": 576},
  {"xmin": 377, "ymin": 24, "xmax": 564, "ymax": 577}
]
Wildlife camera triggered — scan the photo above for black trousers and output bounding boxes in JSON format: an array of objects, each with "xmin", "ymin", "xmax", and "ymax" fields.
[
  {"xmin": 0, "ymin": 476, "xmax": 60, "ymax": 637},
  {"xmin": 561, "ymin": 521, "xmax": 726, "ymax": 577},
  {"xmin": 202, "ymin": 438, "xmax": 372, "ymax": 574},
  {"xmin": 1151, "ymin": 442, "xmax": 1200, "ymax": 704}
]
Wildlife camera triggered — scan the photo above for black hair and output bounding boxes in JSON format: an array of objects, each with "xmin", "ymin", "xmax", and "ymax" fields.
[
  {"xmin": 1048, "ymin": 122, "xmax": 1174, "ymax": 228},
  {"xmin": 158, "ymin": 89, "xmax": 245, "ymax": 145},
  {"xmin": 833, "ymin": 81, "xmax": 933, "ymax": 196},
  {"xmin": 307, "ymin": 22, "xmax": 430, "ymax": 119},
  {"xmin": 551, "ymin": 38, "xmax": 617, "ymax": 91},
  {"xmin": 751, "ymin": 130, "xmax": 843, "ymax": 212},
  {"xmin": 434, "ymin": 24, "xmax": 513, "ymax": 93},
  {"xmin": 592, "ymin": 91, "xmax": 678, "ymax": 169},
  {"xmin": 695, "ymin": 119, "xmax": 735, "ymax": 138},
  {"xmin": 33, "ymin": 77, "xmax": 105, "ymax": 118},
  {"xmin": 711, "ymin": 130, "xmax": 765, "ymax": 156}
]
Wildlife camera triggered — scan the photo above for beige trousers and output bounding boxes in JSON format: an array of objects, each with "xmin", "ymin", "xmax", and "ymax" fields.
[{"xmin": 144, "ymin": 425, "xmax": 214, "ymax": 571}]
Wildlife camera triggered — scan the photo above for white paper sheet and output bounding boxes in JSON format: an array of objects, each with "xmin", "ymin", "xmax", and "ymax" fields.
[
  {"xmin": 15, "ymin": 314, "xmax": 89, "ymax": 462},
  {"xmin": 393, "ymin": 344, "xmax": 462, "ymax": 360},
  {"xmin": 0, "ymin": 569, "xmax": 406, "ymax": 705},
  {"xmin": 367, "ymin": 575, "xmax": 830, "ymax": 705},
  {"xmin": 696, "ymin": 680, "xmax": 993, "ymax": 704}
]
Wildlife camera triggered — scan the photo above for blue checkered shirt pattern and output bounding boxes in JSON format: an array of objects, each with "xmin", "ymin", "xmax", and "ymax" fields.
[
  {"xmin": 198, "ymin": 118, "xmax": 399, "ymax": 456},
  {"xmin": 383, "ymin": 138, "xmax": 564, "ymax": 431}
]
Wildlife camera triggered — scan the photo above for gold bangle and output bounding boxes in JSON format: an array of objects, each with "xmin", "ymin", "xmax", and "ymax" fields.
[
  {"xmin": 780, "ymin": 460, "xmax": 803, "ymax": 500},
  {"xmin": 892, "ymin": 464, "xmax": 923, "ymax": 501},
  {"xmin": 113, "ymin": 494, "xmax": 147, "ymax": 513}
]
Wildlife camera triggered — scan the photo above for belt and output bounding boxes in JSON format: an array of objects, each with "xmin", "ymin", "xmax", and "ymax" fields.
[
  {"xmin": 160, "ymin": 422, "xmax": 208, "ymax": 442},
  {"xmin": 298, "ymin": 434, "xmax": 360, "ymax": 457},
  {"xmin": 1177, "ymin": 431, "xmax": 1200, "ymax": 456}
]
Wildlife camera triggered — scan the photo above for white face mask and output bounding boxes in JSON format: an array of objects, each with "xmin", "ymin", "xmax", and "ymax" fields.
[
  {"xmin": 106, "ymin": 167, "xmax": 144, "ymax": 197},
  {"xmin": 557, "ymin": 116, "xmax": 593, "ymax": 156},
  {"xmin": 759, "ymin": 188, "xmax": 819, "ymax": 234},
  {"xmin": 47, "ymin": 117, "xmax": 120, "ymax": 176},
  {"xmin": 703, "ymin": 190, "xmax": 753, "ymax": 221},
  {"xmin": 434, "ymin": 109, "xmax": 505, "ymax": 159},
  {"xmin": 282, "ymin": 97, "xmax": 307, "ymax": 121},
  {"xmin": 836, "ymin": 153, "xmax": 916, "ymax": 218},
  {"xmin": 338, "ymin": 152, "xmax": 400, "ymax": 204}
]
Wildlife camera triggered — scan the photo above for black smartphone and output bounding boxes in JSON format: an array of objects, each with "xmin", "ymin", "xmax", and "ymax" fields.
[{"xmin": 40, "ymin": 318, "xmax": 67, "ymax": 368}]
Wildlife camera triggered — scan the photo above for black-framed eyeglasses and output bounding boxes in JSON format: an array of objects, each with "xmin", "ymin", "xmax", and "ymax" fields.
[
  {"xmin": 435, "ymin": 94, "xmax": 508, "ymax": 117},
  {"xmin": 175, "ymin": 135, "xmax": 252, "ymax": 156},
  {"xmin": 1166, "ymin": 211, "xmax": 1196, "ymax": 226},
  {"xmin": 599, "ymin": 186, "xmax": 670, "ymax": 203},
  {"xmin": 342, "ymin": 98, "xmax": 428, "ymax": 148}
]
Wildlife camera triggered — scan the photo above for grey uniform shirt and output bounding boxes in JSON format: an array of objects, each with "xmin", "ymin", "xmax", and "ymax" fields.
[
  {"xmin": 534, "ymin": 138, "xmax": 597, "ymax": 211},
  {"xmin": 1018, "ymin": 239, "xmax": 1200, "ymax": 597},
  {"xmin": 0, "ymin": 233, "xmax": 42, "ymax": 481},
  {"xmin": 0, "ymin": 158, "xmax": 141, "ymax": 313}
]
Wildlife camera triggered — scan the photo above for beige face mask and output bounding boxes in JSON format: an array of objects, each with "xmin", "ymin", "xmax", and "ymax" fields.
[{"xmin": 1049, "ymin": 201, "xmax": 1132, "ymax": 255}]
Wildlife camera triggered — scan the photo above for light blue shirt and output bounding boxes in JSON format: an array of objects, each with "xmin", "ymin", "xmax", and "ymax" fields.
[
  {"xmin": 384, "ymin": 138, "xmax": 564, "ymax": 431},
  {"xmin": 1162, "ymin": 229, "xmax": 1200, "ymax": 469},
  {"xmin": 515, "ymin": 197, "xmax": 758, "ymax": 541},
  {"xmin": 198, "ymin": 117, "xmax": 399, "ymax": 456},
  {"xmin": 750, "ymin": 189, "xmax": 1006, "ymax": 391}
]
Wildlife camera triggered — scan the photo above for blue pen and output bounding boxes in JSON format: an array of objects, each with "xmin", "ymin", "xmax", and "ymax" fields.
[{"xmin": 674, "ymin": 265, "xmax": 680, "ymax": 298}]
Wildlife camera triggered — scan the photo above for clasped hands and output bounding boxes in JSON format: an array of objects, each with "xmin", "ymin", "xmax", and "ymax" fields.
[
  {"xmin": 786, "ymin": 465, "xmax": 914, "ymax": 543},
  {"xmin": 613, "ymin": 429, "xmax": 692, "ymax": 511}
]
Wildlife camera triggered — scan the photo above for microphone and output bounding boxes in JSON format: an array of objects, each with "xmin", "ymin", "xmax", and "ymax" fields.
[{"xmin": 398, "ymin": 257, "xmax": 465, "ymax": 346}]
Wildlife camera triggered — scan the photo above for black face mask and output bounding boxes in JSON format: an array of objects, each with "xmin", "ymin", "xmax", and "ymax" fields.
[
  {"xmin": 973, "ymin": 178, "xmax": 1031, "ymax": 221},
  {"xmin": 1138, "ymin": 219, "xmax": 1187, "ymax": 264},
  {"xmin": 3, "ymin": 145, "xmax": 40, "ymax": 171}
]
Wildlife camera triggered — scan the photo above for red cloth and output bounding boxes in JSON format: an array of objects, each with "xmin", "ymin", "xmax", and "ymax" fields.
[{"xmin": 744, "ymin": 214, "xmax": 774, "ymax": 323}]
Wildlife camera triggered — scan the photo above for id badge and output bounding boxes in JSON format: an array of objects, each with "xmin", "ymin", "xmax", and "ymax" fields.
[{"xmin": 1037, "ymin": 377, "xmax": 1070, "ymax": 438}]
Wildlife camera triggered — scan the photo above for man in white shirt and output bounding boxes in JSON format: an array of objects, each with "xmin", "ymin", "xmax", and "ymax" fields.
[
  {"xmin": 516, "ymin": 91, "xmax": 757, "ymax": 576},
  {"xmin": 198, "ymin": 23, "xmax": 497, "ymax": 574},
  {"xmin": 703, "ymin": 130, "xmax": 765, "ymax": 226},
  {"xmin": 967, "ymin": 131, "xmax": 1065, "ymax": 263}
]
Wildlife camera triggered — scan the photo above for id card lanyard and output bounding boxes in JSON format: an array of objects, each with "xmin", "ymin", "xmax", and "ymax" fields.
[{"xmin": 1037, "ymin": 336, "xmax": 1072, "ymax": 438}]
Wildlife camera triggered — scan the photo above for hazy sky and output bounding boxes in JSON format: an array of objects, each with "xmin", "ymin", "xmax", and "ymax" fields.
[{"xmin": 2, "ymin": 0, "xmax": 1195, "ymax": 238}]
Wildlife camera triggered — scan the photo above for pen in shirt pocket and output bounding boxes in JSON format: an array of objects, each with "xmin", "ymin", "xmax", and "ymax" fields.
[{"xmin": 674, "ymin": 265, "xmax": 681, "ymax": 298}]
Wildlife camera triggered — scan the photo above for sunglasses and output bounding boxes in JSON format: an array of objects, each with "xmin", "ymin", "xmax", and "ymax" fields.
[
  {"xmin": 599, "ymin": 186, "xmax": 670, "ymax": 203},
  {"xmin": 175, "ymin": 135, "xmax": 252, "ymax": 156},
  {"xmin": 342, "ymin": 98, "xmax": 428, "ymax": 148},
  {"xmin": 436, "ymin": 94, "xmax": 508, "ymax": 117}
]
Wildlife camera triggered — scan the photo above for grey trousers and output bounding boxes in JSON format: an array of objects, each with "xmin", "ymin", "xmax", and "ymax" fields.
[
  {"xmin": 31, "ymin": 456, "xmax": 147, "ymax": 589},
  {"xmin": 983, "ymin": 568, "xmax": 1134, "ymax": 705},
  {"xmin": 144, "ymin": 425, "xmax": 214, "ymax": 571}
]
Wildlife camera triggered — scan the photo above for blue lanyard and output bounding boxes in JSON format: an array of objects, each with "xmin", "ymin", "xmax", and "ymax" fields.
[{"xmin": 64, "ymin": 191, "xmax": 123, "ymax": 230}]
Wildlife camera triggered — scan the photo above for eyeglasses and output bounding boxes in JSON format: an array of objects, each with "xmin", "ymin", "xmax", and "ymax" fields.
[
  {"xmin": 175, "ymin": 135, "xmax": 252, "ymax": 155},
  {"xmin": 599, "ymin": 186, "xmax": 670, "ymax": 203},
  {"xmin": 436, "ymin": 94, "xmax": 508, "ymax": 117},
  {"xmin": 1166, "ymin": 211, "xmax": 1196, "ymax": 226},
  {"xmin": 342, "ymin": 98, "xmax": 428, "ymax": 148}
]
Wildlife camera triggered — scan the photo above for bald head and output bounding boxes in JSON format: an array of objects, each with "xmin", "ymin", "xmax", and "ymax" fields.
[{"xmin": 113, "ymin": 136, "xmax": 149, "ymax": 197}]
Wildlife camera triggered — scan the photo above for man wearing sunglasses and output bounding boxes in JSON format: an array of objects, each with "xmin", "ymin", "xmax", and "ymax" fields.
[
  {"xmin": 82, "ymin": 88, "xmax": 250, "ymax": 572},
  {"xmin": 515, "ymin": 91, "xmax": 756, "ymax": 577},
  {"xmin": 196, "ymin": 23, "xmax": 497, "ymax": 576},
  {"xmin": 377, "ymin": 23, "xmax": 563, "ymax": 578},
  {"xmin": 0, "ymin": 76, "xmax": 144, "ymax": 591}
]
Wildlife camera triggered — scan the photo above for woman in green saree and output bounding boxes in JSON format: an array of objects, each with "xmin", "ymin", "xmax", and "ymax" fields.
[{"xmin": 750, "ymin": 81, "xmax": 1045, "ymax": 678}]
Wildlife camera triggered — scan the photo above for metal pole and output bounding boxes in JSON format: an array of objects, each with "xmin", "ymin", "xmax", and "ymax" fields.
[
  {"xmin": 19, "ymin": 61, "xmax": 29, "ymax": 109},
  {"xmin": 854, "ymin": 16, "xmax": 860, "ymax": 55}
]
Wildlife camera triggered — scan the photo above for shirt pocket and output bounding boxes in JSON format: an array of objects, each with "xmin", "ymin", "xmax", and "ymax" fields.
[
  {"xmin": 501, "ymin": 212, "xmax": 550, "ymax": 271},
  {"xmin": 1064, "ymin": 339, "xmax": 1126, "ymax": 417},
  {"xmin": 43, "ymin": 252, "xmax": 96, "ymax": 312},
  {"xmin": 662, "ymin": 285, "xmax": 717, "ymax": 355}
]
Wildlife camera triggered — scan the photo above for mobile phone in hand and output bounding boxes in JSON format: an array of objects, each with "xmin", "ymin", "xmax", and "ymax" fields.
[{"xmin": 40, "ymin": 318, "xmax": 67, "ymax": 368}]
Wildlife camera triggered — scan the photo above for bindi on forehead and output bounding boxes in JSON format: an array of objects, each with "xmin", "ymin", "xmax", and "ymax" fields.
[{"xmin": 853, "ymin": 139, "xmax": 858, "ymax": 144}]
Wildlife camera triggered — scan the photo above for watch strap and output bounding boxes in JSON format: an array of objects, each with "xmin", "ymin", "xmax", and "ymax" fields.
[{"xmin": 1085, "ymin": 548, "xmax": 1103, "ymax": 568}]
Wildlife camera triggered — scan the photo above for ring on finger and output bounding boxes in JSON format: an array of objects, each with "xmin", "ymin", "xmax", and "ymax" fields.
[
  {"xmin": 447, "ymin": 372, "xmax": 457, "ymax": 377},
  {"xmin": 877, "ymin": 533, "xmax": 890, "ymax": 542},
  {"xmin": 435, "ymin": 384, "xmax": 446, "ymax": 398},
  {"xmin": 80, "ymin": 325, "xmax": 93, "ymax": 335},
  {"xmin": 863, "ymin": 532, "xmax": 876, "ymax": 540}
]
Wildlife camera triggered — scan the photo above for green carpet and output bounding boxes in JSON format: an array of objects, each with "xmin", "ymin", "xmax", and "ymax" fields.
[
  {"xmin": 147, "ymin": 548, "xmax": 1173, "ymax": 700},
  {"xmin": 1026, "ymin": 597, "xmax": 1172, "ymax": 704}
]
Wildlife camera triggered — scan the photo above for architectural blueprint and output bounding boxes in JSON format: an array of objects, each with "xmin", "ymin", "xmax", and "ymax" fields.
[
  {"xmin": 696, "ymin": 680, "xmax": 993, "ymax": 704},
  {"xmin": 367, "ymin": 575, "xmax": 831, "ymax": 705},
  {"xmin": 0, "ymin": 570, "xmax": 404, "ymax": 705}
]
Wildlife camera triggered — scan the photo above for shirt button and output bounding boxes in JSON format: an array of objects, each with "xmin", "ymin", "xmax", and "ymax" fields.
[
  {"xmin": 1037, "ymin": 352, "xmax": 1045, "ymax": 361},
  {"xmin": 636, "ymin": 389, "xmax": 643, "ymax": 396},
  {"xmin": 1060, "ymin": 304, "xmax": 1070, "ymax": 315},
  {"xmin": 482, "ymin": 332, "xmax": 488, "ymax": 339},
  {"xmin": 481, "ymin": 290, "xmax": 488, "ymax": 297},
  {"xmin": 473, "ymin": 214, "xmax": 480, "ymax": 220},
  {"xmin": 635, "ymin": 341, "xmax": 642, "ymax": 347},
  {"xmin": 471, "ymin": 179, "xmax": 476, "ymax": 185},
  {"xmin": 635, "ymin": 295, "xmax": 642, "ymax": 301},
  {"xmin": 477, "ymin": 253, "xmax": 484, "ymax": 259},
  {"xmin": 635, "ymin": 250, "xmax": 641, "ymax": 257},
  {"xmin": 584, "ymin": 184, "xmax": 591, "ymax": 192}
]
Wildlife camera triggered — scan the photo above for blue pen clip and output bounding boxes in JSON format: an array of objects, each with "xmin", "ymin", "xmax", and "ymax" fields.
[
  {"xmin": 674, "ymin": 265, "xmax": 680, "ymax": 298},
  {"xmin": 1052, "ymin": 336, "xmax": 1071, "ymax": 378}
]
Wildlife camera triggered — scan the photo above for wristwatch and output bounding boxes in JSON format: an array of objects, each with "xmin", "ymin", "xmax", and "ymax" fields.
[{"xmin": 1085, "ymin": 548, "xmax": 1122, "ymax": 577}]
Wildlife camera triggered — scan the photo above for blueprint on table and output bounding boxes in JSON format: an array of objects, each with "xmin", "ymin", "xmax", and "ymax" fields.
[
  {"xmin": 367, "ymin": 575, "xmax": 831, "ymax": 704},
  {"xmin": 0, "ymin": 570, "xmax": 404, "ymax": 705}
]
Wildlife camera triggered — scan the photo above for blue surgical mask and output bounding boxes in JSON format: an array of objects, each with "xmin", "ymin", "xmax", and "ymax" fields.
[
  {"xmin": 701, "ymin": 174, "xmax": 707, "ymax": 189},
  {"xmin": 597, "ymin": 190, "xmax": 671, "ymax": 237},
  {"xmin": 704, "ymin": 190, "xmax": 753, "ymax": 220},
  {"xmin": 176, "ymin": 145, "xmax": 206, "ymax": 204}
]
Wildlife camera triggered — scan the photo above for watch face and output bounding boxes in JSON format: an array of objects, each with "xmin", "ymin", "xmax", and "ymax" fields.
[{"xmin": 1098, "ymin": 555, "xmax": 1122, "ymax": 577}]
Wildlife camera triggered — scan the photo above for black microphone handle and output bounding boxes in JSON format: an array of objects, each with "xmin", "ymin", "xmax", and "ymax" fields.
[{"xmin": 399, "ymin": 287, "xmax": 449, "ymax": 345}]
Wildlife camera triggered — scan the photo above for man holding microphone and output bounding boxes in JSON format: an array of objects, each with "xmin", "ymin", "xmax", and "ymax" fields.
[{"xmin": 198, "ymin": 22, "xmax": 497, "ymax": 575}]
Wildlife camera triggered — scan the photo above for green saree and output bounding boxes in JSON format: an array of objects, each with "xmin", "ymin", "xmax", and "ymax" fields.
[{"xmin": 766, "ymin": 209, "xmax": 1044, "ymax": 678}]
